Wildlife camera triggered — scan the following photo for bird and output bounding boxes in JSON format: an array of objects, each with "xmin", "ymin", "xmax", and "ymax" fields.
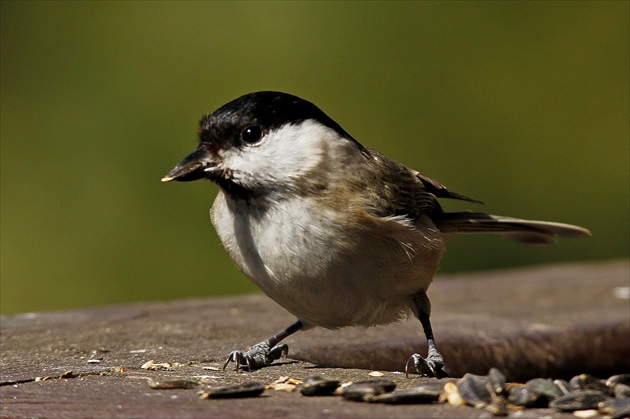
[{"xmin": 162, "ymin": 91, "xmax": 591, "ymax": 377}]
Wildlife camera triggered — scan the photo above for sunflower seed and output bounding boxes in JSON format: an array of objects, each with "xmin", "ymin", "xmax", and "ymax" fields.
[
  {"xmin": 613, "ymin": 383, "xmax": 630, "ymax": 399},
  {"xmin": 299, "ymin": 376, "xmax": 340, "ymax": 396},
  {"xmin": 569, "ymin": 374, "xmax": 610, "ymax": 394},
  {"xmin": 369, "ymin": 386, "xmax": 440, "ymax": 404},
  {"xmin": 508, "ymin": 384, "xmax": 541, "ymax": 407},
  {"xmin": 198, "ymin": 382, "xmax": 265, "ymax": 399},
  {"xmin": 598, "ymin": 398, "xmax": 630, "ymax": 419},
  {"xmin": 607, "ymin": 374, "xmax": 630, "ymax": 388},
  {"xmin": 549, "ymin": 390, "xmax": 609, "ymax": 412},
  {"xmin": 456, "ymin": 373, "xmax": 492, "ymax": 408},
  {"xmin": 341, "ymin": 379, "xmax": 396, "ymax": 402},
  {"xmin": 526, "ymin": 377, "xmax": 563, "ymax": 402},
  {"xmin": 488, "ymin": 368, "xmax": 506, "ymax": 395}
]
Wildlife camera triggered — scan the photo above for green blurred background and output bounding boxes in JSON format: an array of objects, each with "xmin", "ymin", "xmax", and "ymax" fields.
[{"xmin": 1, "ymin": 1, "xmax": 628, "ymax": 315}]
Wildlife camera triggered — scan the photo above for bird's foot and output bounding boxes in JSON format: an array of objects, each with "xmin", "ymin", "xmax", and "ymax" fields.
[
  {"xmin": 223, "ymin": 341, "xmax": 289, "ymax": 372},
  {"xmin": 405, "ymin": 348, "xmax": 449, "ymax": 378}
]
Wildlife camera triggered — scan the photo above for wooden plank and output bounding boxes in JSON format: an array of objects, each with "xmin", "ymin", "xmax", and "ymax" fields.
[{"xmin": 1, "ymin": 260, "xmax": 628, "ymax": 418}]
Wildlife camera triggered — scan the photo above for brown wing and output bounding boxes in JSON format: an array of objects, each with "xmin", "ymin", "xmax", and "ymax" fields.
[
  {"xmin": 356, "ymin": 150, "xmax": 589, "ymax": 246},
  {"xmin": 361, "ymin": 150, "xmax": 483, "ymax": 220}
]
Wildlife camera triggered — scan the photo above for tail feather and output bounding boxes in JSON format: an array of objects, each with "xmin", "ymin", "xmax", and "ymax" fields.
[{"xmin": 435, "ymin": 212, "xmax": 591, "ymax": 246}]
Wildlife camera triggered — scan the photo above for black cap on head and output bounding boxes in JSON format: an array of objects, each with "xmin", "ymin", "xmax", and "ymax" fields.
[
  {"xmin": 163, "ymin": 92, "xmax": 366, "ymax": 191},
  {"xmin": 197, "ymin": 91, "xmax": 359, "ymax": 150}
]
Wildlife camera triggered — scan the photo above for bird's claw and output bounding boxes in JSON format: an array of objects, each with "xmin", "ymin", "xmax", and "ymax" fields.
[
  {"xmin": 223, "ymin": 341, "xmax": 289, "ymax": 372},
  {"xmin": 405, "ymin": 348, "xmax": 449, "ymax": 378}
]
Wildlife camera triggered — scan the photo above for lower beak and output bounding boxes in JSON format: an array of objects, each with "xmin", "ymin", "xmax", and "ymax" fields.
[{"xmin": 161, "ymin": 146, "xmax": 217, "ymax": 182}]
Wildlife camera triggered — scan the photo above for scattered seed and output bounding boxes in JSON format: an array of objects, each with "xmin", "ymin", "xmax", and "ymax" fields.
[
  {"xmin": 550, "ymin": 390, "xmax": 609, "ymax": 412},
  {"xmin": 299, "ymin": 376, "xmax": 340, "ymax": 396},
  {"xmin": 488, "ymin": 368, "xmax": 506, "ymax": 395},
  {"xmin": 368, "ymin": 386, "xmax": 440, "ymax": 404},
  {"xmin": 444, "ymin": 381, "xmax": 466, "ymax": 406},
  {"xmin": 456, "ymin": 373, "xmax": 493, "ymax": 408},
  {"xmin": 613, "ymin": 383, "xmax": 630, "ymax": 399},
  {"xmin": 572, "ymin": 409, "xmax": 598, "ymax": 418},
  {"xmin": 270, "ymin": 383, "xmax": 297, "ymax": 392},
  {"xmin": 607, "ymin": 374, "xmax": 630, "ymax": 388},
  {"xmin": 59, "ymin": 371, "xmax": 74, "ymax": 379},
  {"xmin": 411, "ymin": 380, "xmax": 449, "ymax": 399},
  {"xmin": 569, "ymin": 374, "xmax": 610, "ymax": 394},
  {"xmin": 341, "ymin": 380, "xmax": 396, "ymax": 402},
  {"xmin": 598, "ymin": 398, "xmax": 630, "ymax": 419},
  {"xmin": 526, "ymin": 377, "xmax": 564, "ymax": 402},
  {"xmin": 508, "ymin": 384, "xmax": 541, "ymax": 407},
  {"xmin": 110, "ymin": 362, "xmax": 627, "ymax": 418},
  {"xmin": 267, "ymin": 376, "xmax": 302, "ymax": 392},
  {"xmin": 141, "ymin": 360, "xmax": 172, "ymax": 370},
  {"xmin": 553, "ymin": 379, "xmax": 571, "ymax": 395},
  {"xmin": 198, "ymin": 382, "xmax": 265, "ymax": 399},
  {"xmin": 484, "ymin": 395, "xmax": 508, "ymax": 417}
]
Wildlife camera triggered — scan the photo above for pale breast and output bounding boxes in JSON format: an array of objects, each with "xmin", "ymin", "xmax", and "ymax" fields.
[{"xmin": 211, "ymin": 191, "xmax": 446, "ymax": 329}]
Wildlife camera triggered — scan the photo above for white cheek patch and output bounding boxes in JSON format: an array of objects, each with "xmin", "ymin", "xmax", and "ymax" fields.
[{"xmin": 223, "ymin": 120, "xmax": 340, "ymax": 187}]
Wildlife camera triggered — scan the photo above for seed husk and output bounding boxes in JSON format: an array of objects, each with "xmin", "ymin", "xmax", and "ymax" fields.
[
  {"xmin": 443, "ymin": 381, "xmax": 466, "ymax": 406},
  {"xmin": 341, "ymin": 379, "xmax": 396, "ymax": 402},
  {"xmin": 553, "ymin": 379, "xmax": 571, "ymax": 395},
  {"xmin": 412, "ymin": 380, "xmax": 450, "ymax": 399},
  {"xmin": 606, "ymin": 374, "xmax": 630, "ymax": 388},
  {"xmin": 613, "ymin": 383, "xmax": 630, "ymax": 399},
  {"xmin": 484, "ymin": 396, "xmax": 508, "ymax": 417},
  {"xmin": 456, "ymin": 373, "xmax": 492, "ymax": 408},
  {"xmin": 598, "ymin": 398, "xmax": 630, "ymax": 419},
  {"xmin": 369, "ymin": 386, "xmax": 440, "ymax": 404},
  {"xmin": 508, "ymin": 384, "xmax": 542, "ymax": 407},
  {"xmin": 549, "ymin": 390, "xmax": 609, "ymax": 412},
  {"xmin": 198, "ymin": 382, "xmax": 265, "ymax": 399},
  {"xmin": 299, "ymin": 376, "xmax": 340, "ymax": 396},
  {"xmin": 488, "ymin": 368, "xmax": 507, "ymax": 395},
  {"xmin": 526, "ymin": 378, "xmax": 563, "ymax": 402},
  {"xmin": 569, "ymin": 374, "xmax": 610, "ymax": 394}
]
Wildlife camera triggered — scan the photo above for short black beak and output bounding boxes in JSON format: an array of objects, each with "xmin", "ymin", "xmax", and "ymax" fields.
[{"xmin": 161, "ymin": 146, "xmax": 217, "ymax": 183}]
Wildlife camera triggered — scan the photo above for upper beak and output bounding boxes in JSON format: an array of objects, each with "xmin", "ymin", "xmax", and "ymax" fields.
[{"xmin": 161, "ymin": 146, "xmax": 218, "ymax": 182}]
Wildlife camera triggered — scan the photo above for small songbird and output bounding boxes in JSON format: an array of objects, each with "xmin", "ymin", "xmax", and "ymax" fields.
[{"xmin": 162, "ymin": 91, "xmax": 590, "ymax": 377}]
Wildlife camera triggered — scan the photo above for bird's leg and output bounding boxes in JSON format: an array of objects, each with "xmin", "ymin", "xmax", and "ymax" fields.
[
  {"xmin": 405, "ymin": 292, "xmax": 449, "ymax": 378},
  {"xmin": 223, "ymin": 319, "xmax": 303, "ymax": 372}
]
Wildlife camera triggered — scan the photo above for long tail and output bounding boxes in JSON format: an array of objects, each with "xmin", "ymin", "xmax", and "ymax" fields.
[{"xmin": 435, "ymin": 212, "xmax": 591, "ymax": 246}]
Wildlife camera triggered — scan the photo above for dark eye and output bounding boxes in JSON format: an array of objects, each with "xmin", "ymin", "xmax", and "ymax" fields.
[{"xmin": 241, "ymin": 125, "xmax": 263, "ymax": 144}]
